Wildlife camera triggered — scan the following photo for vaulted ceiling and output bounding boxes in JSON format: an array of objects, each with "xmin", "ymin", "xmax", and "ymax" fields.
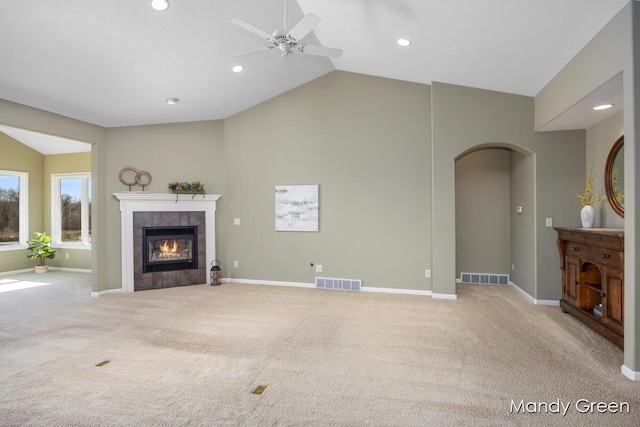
[{"xmin": 0, "ymin": 0, "xmax": 629, "ymax": 135}]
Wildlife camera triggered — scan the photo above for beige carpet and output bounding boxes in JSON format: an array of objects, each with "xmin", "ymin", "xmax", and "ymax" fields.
[{"xmin": 0, "ymin": 272, "xmax": 639, "ymax": 426}]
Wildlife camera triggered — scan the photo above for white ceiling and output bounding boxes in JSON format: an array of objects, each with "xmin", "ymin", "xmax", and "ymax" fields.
[
  {"xmin": 0, "ymin": 0, "xmax": 629, "ymax": 152},
  {"xmin": 0, "ymin": 125, "xmax": 90, "ymax": 155}
]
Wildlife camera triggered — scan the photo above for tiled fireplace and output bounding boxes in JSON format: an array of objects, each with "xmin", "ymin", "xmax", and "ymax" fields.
[
  {"xmin": 133, "ymin": 212, "xmax": 205, "ymax": 290},
  {"xmin": 114, "ymin": 193, "xmax": 221, "ymax": 292}
]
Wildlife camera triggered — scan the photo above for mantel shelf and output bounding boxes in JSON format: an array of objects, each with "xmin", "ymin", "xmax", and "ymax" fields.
[{"xmin": 113, "ymin": 192, "xmax": 221, "ymax": 202}]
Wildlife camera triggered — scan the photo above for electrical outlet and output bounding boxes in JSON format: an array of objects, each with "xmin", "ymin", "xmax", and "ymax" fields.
[
  {"xmin": 234, "ymin": 260, "xmax": 239, "ymax": 268},
  {"xmin": 425, "ymin": 269, "xmax": 431, "ymax": 278},
  {"xmin": 65, "ymin": 253, "xmax": 69, "ymax": 260},
  {"xmin": 234, "ymin": 218, "xmax": 241, "ymax": 225},
  {"xmin": 512, "ymin": 263, "xmax": 515, "ymax": 272},
  {"xmin": 315, "ymin": 264, "xmax": 323, "ymax": 273},
  {"xmin": 516, "ymin": 206, "xmax": 523, "ymax": 214}
]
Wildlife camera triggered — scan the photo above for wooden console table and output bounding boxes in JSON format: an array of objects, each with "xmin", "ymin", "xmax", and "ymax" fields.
[{"xmin": 554, "ymin": 227, "xmax": 624, "ymax": 348}]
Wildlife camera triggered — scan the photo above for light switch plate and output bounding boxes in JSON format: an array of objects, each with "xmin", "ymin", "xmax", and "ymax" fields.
[
  {"xmin": 546, "ymin": 218, "xmax": 553, "ymax": 227},
  {"xmin": 234, "ymin": 218, "xmax": 241, "ymax": 225}
]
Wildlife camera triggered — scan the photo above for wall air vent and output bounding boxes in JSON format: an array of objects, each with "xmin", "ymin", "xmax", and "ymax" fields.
[
  {"xmin": 460, "ymin": 272, "xmax": 509, "ymax": 285},
  {"xmin": 315, "ymin": 277, "xmax": 362, "ymax": 291}
]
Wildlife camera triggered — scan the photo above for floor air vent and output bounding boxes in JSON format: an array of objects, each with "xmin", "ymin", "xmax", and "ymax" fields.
[
  {"xmin": 316, "ymin": 277, "xmax": 362, "ymax": 291},
  {"xmin": 460, "ymin": 272, "xmax": 509, "ymax": 285}
]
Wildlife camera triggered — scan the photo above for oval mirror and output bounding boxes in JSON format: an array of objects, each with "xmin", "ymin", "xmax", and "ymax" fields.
[{"xmin": 604, "ymin": 135, "xmax": 624, "ymax": 217}]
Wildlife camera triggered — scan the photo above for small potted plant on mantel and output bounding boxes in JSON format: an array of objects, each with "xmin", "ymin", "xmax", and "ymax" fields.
[
  {"xmin": 168, "ymin": 181, "xmax": 205, "ymax": 202},
  {"xmin": 26, "ymin": 232, "xmax": 57, "ymax": 273}
]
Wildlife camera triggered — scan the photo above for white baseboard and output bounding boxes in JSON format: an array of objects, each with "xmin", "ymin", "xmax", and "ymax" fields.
[
  {"xmin": 0, "ymin": 267, "xmax": 91, "ymax": 276},
  {"xmin": 0, "ymin": 268, "xmax": 33, "ymax": 277},
  {"xmin": 49, "ymin": 267, "xmax": 92, "ymax": 274},
  {"xmin": 432, "ymin": 293, "xmax": 458, "ymax": 300},
  {"xmin": 91, "ymin": 288, "xmax": 123, "ymax": 297},
  {"xmin": 224, "ymin": 278, "xmax": 433, "ymax": 297},
  {"xmin": 223, "ymin": 278, "xmax": 315, "ymax": 289},
  {"xmin": 509, "ymin": 282, "xmax": 560, "ymax": 306},
  {"xmin": 362, "ymin": 286, "xmax": 432, "ymax": 296},
  {"xmin": 622, "ymin": 365, "xmax": 640, "ymax": 381}
]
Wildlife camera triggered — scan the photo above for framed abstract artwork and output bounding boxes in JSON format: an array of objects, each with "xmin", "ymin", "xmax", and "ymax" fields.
[{"xmin": 275, "ymin": 185, "xmax": 319, "ymax": 232}]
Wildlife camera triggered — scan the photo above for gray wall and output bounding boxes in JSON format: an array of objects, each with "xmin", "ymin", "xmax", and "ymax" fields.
[
  {"xmin": 455, "ymin": 148, "xmax": 511, "ymax": 276},
  {"xmin": 510, "ymin": 151, "xmax": 535, "ymax": 296},
  {"xmin": 0, "ymin": 134, "xmax": 44, "ymax": 271},
  {"xmin": 431, "ymin": 82, "xmax": 585, "ymax": 300},
  {"xmin": 223, "ymin": 71, "xmax": 432, "ymax": 290}
]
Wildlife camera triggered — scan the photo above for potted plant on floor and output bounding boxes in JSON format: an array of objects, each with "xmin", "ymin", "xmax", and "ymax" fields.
[{"xmin": 26, "ymin": 232, "xmax": 57, "ymax": 273}]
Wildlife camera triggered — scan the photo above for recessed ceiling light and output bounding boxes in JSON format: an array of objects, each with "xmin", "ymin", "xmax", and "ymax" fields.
[
  {"xmin": 397, "ymin": 38, "xmax": 412, "ymax": 47},
  {"xmin": 151, "ymin": 0, "xmax": 169, "ymax": 11},
  {"xmin": 166, "ymin": 98, "xmax": 179, "ymax": 105},
  {"xmin": 593, "ymin": 104, "xmax": 613, "ymax": 111},
  {"xmin": 232, "ymin": 65, "xmax": 244, "ymax": 73}
]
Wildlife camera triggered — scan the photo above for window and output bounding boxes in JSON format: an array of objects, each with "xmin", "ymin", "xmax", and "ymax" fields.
[
  {"xmin": 51, "ymin": 173, "xmax": 91, "ymax": 247},
  {"xmin": 0, "ymin": 170, "xmax": 28, "ymax": 250}
]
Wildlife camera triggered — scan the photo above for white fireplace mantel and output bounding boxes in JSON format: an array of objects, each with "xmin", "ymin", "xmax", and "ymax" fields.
[{"xmin": 113, "ymin": 192, "xmax": 221, "ymax": 292}]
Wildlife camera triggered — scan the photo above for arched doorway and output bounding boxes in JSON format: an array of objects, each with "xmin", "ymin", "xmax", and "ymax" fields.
[{"xmin": 454, "ymin": 144, "xmax": 535, "ymax": 295}]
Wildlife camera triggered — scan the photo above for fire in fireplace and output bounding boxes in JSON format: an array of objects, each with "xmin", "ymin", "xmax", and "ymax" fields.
[{"xmin": 143, "ymin": 226, "xmax": 198, "ymax": 273}]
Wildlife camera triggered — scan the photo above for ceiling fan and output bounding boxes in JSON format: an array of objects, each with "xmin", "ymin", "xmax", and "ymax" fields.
[{"xmin": 231, "ymin": 0, "xmax": 343, "ymax": 74}]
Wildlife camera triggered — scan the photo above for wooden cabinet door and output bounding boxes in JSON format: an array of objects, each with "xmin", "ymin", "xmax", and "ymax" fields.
[
  {"xmin": 603, "ymin": 269, "xmax": 624, "ymax": 334},
  {"xmin": 564, "ymin": 256, "xmax": 580, "ymax": 306}
]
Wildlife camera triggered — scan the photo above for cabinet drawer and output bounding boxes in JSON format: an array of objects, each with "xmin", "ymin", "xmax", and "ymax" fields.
[
  {"xmin": 556, "ymin": 229, "xmax": 586, "ymax": 244},
  {"xmin": 592, "ymin": 249, "xmax": 623, "ymax": 270},
  {"xmin": 584, "ymin": 232, "xmax": 624, "ymax": 251},
  {"xmin": 565, "ymin": 243, "xmax": 591, "ymax": 258}
]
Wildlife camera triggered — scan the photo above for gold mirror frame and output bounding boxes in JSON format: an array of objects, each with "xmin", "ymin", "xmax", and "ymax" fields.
[{"xmin": 604, "ymin": 135, "xmax": 624, "ymax": 218}]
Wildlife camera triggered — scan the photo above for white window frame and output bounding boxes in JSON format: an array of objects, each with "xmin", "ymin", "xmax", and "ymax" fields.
[
  {"xmin": 51, "ymin": 172, "xmax": 91, "ymax": 249},
  {"xmin": 0, "ymin": 169, "xmax": 28, "ymax": 251}
]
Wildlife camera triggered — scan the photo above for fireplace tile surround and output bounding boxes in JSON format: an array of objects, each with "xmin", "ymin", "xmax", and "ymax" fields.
[
  {"xmin": 114, "ymin": 193, "xmax": 221, "ymax": 292},
  {"xmin": 133, "ymin": 211, "xmax": 205, "ymax": 290}
]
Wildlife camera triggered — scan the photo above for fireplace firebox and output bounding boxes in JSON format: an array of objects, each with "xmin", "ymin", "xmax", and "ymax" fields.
[{"xmin": 142, "ymin": 226, "xmax": 198, "ymax": 273}]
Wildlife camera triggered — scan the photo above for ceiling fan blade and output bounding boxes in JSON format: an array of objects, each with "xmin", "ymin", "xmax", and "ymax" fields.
[
  {"xmin": 233, "ymin": 46, "xmax": 275, "ymax": 58},
  {"xmin": 288, "ymin": 14, "xmax": 321, "ymax": 40},
  {"xmin": 298, "ymin": 44, "xmax": 343, "ymax": 59},
  {"xmin": 282, "ymin": 52, "xmax": 300, "ymax": 76},
  {"xmin": 231, "ymin": 18, "xmax": 273, "ymax": 40}
]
